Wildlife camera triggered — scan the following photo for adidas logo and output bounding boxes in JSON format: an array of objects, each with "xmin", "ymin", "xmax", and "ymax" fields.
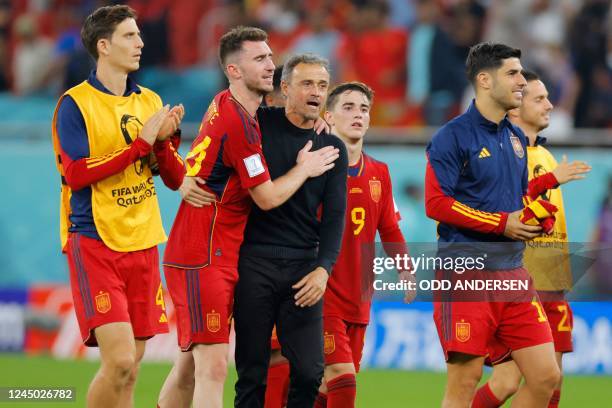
[{"xmin": 478, "ymin": 147, "xmax": 491, "ymax": 158}]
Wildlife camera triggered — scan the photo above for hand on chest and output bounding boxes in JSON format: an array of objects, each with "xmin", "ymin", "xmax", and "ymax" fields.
[{"xmin": 260, "ymin": 135, "xmax": 331, "ymax": 205}]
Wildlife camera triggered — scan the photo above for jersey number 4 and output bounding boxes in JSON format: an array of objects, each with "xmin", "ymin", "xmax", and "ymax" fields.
[{"xmin": 155, "ymin": 283, "xmax": 166, "ymax": 311}]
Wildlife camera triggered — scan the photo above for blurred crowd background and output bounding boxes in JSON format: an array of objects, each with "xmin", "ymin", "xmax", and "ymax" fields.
[{"xmin": 1, "ymin": 0, "xmax": 610, "ymax": 131}]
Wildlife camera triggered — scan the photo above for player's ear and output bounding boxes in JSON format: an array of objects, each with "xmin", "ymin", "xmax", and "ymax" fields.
[
  {"xmin": 97, "ymin": 38, "xmax": 110, "ymax": 57},
  {"xmin": 226, "ymin": 63, "xmax": 241, "ymax": 80},
  {"xmin": 281, "ymin": 80, "xmax": 289, "ymax": 97},
  {"xmin": 476, "ymin": 71, "xmax": 491, "ymax": 91},
  {"xmin": 324, "ymin": 110, "xmax": 333, "ymax": 125}
]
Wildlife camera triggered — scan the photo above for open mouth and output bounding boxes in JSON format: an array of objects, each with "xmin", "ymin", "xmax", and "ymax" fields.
[
  {"xmin": 351, "ymin": 122, "xmax": 363, "ymax": 128},
  {"xmin": 306, "ymin": 101, "xmax": 320, "ymax": 108}
]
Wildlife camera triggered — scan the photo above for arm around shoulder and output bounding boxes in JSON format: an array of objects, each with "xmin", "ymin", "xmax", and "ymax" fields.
[{"xmin": 249, "ymin": 138, "xmax": 342, "ymax": 210}]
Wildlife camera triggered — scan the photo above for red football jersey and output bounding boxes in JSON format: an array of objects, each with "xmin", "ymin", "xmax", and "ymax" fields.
[
  {"xmin": 163, "ymin": 90, "xmax": 270, "ymax": 269},
  {"xmin": 323, "ymin": 153, "xmax": 405, "ymax": 324}
]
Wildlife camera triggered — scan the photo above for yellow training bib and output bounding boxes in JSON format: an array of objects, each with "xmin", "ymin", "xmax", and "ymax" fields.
[
  {"xmin": 524, "ymin": 145, "xmax": 572, "ymax": 291},
  {"xmin": 51, "ymin": 81, "xmax": 166, "ymax": 252}
]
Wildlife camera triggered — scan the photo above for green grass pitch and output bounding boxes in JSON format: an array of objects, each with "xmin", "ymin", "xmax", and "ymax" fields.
[{"xmin": 0, "ymin": 354, "xmax": 610, "ymax": 407}]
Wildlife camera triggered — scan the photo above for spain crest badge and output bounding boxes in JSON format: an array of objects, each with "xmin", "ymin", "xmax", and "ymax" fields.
[
  {"xmin": 95, "ymin": 291, "xmax": 111, "ymax": 314},
  {"xmin": 509, "ymin": 133, "xmax": 524, "ymax": 159},
  {"xmin": 207, "ymin": 311, "xmax": 221, "ymax": 333},
  {"xmin": 324, "ymin": 333, "xmax": 335, "ymax": 354},
  {"xmin": 456, "ymin": 320, "xmax": 471, "ymax": 343},
  {"xmin": 369, "ymin": 179, "xmax": 382, "ymax": 203}
]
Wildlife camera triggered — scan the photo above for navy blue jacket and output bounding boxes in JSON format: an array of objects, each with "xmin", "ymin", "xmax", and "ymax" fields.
[{"xmin": 425, "ymin": 100, "xmax": 529, "ymax": 269}]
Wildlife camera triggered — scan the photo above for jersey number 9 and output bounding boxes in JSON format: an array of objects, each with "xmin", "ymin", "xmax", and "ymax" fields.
[{"xmin": 351, "ymin": 207, "xmax": 366, "ymax": 235}]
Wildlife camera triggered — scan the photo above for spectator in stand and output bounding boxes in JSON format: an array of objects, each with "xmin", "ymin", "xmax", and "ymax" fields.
[
  {"xmin": 258, "ymin": 0, "xmax": 306, "ymax": 65},
  {"xmin": 569, "ymin": 0, "xmax": 612, "ymax": 128},
  {"xmin": 387, "ymin": 0, "xmax": 416, "ymax": 28},
  {"xmin": 524, "ymin": 0, "xmax": 579, "ymax": 138},
  {"xmin": 483, "ymin": 0, "xmax": 532, "ymax": 52},
  {"xmin": 447, "ymin": 0, "xmax": 488, "ymax": 110},
  {"xmin": 584, "ymin": 65, "xmax": 612, "ymax": 128},
  {"xmin": 336, "ymin": 0, "xmax": 408, "ymax": 126},
  {"xmin": 12, "ymin": 13, "xmax": 54, "ymax": 96},
  {"xmin": 593, "ymin": 176, "xmax": 612, "ymax": 294},
  {"xmin": 483, "ymin": 0, "xmax": 581, "ymax": 138},
  {"xmin": 0, "ymin": 0, "xmax": 10, "ymax": 91},
  {"xmin": 447, "ymin": 0, "xmax": 487, "ymax": 62},
  {"xmin": 169, "ymin": 0, "xmax": 213, "ymax": 68},
  {"xmin": 290, "ymin": 8, "xmax": 340, "ymax": 81},
  {"xmin": 408, "ymin": 0, "xmax": 467, "ymax": 125},
  {"xmin": 130, "ymin": 0, "xmax": 211, "ymax": 68},
  {"xmin": 198, "ymin": 0, "xmax": 251, "ymax": 68},
  {"xmin": 46, "ymin": 7, "xmax": 94, "ymax": 93},
  {"xmin": 0, "ymin": 38, "xmax": 8, "ymax": 91},
  {"xmin": 127, "ymin": 0, "xmax": 170, "ymax": 67}
]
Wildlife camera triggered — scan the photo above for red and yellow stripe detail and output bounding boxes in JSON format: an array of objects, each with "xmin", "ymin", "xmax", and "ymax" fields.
[
  {"xmin": 169, "ymin": 143, "xmax": 184, "ymax": 166},
  {"xmin": 85, "ymin": 146, "xmax": 130, "ymax": 169},
  {"xmin": 450, "ymin": 201, "xmax": 501, "ymax": 227},
  {"xmin": 356, "ymin": 153, "xmax": 365, "ymax": 177}
]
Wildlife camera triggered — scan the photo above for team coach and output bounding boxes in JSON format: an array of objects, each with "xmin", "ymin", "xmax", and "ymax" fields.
[{"xmin": 234, "ymin": 54, "xmax": 348, "ymax": 407}]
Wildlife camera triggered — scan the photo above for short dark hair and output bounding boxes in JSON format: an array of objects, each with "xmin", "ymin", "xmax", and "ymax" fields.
[
  {"xmin": 218, "ymin": 26, "xmax": 268, "ymax": 69},
  {"xmin": 326, "ymin": 82, "xmax": 374, "ymax": 110},
  {"xmin": 521, "ymin": 69, "xmax": 539, "ymax": 82},
  {"xmin": 281, "ymin": 53, "xmax": 330, "ymax": 84},
  {"xmin": 521, "ymin": 70, "xmax": 542, "ymax": 97},
  {"xmin": 465, "ymin": 42, "xmax": 522, "ymax": 83},
  {"xmin": 81, "ymin": 5, "xmax": 137, "ymax": 60},
  {"xmin": 272, "ymin": 65, "xmax": 283, "ymax": 91}
]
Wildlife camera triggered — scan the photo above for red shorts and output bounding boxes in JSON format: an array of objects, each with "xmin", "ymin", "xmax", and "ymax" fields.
[
  {"xmin": 65, "ymin": 233, "xmax": 169, "ymax": 346},
  {"xmin": 271, "ymin": 325, "xmax": 281, "ymax": 350},
  {"xmin": 323, "ymin": 315, "xmax": 368, "ymax": 372},
  {"xmin": 543, "ymin": 300, "xmax": 573, "ymax": 353},
  {"xmin": 486, "ymin": 299, "xmax": 573, "ymax": 364},
  {"xmin": 434, "ymin": 297, "xmax": 553, "ymax": 361},
  {"xmin": 164, "ymin": 264, "xmax": 238, "ymax": 350}
]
